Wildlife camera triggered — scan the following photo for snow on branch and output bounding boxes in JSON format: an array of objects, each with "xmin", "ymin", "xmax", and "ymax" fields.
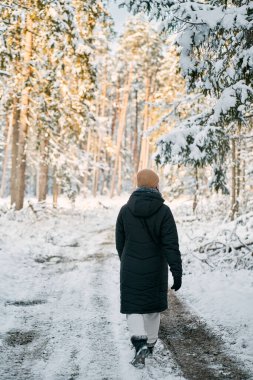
[
  {"xmin": 0, "ymin": 70, "xmax": 10, "ymax": 76},
  {"xmin": 119, "ymin": 0, "xmax": 253, "ymax": 194},
  {"xmin": 155, "ymin": 115, "xmax": 229, "ymax": 166},
  {"xmin": 119, "ymin": 0, "xmax": 253, "ymax": 125},
  {"xmin": 211, "ymin": 81, "xmax": 253, "ymax": 124}
]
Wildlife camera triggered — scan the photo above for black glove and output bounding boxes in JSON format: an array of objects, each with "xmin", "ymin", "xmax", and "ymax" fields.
[{"xmin": 171, "ymin": 276, "xmax": 182, "ymax": 291}]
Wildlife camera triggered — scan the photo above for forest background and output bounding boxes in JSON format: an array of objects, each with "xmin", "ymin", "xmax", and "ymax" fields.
[{"xmin": 0, "ymin": 0, "xmax": 252, "ymax": 220}]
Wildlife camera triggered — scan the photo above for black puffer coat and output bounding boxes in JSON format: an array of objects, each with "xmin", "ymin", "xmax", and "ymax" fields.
[{"xmin": 115, "ymin": 188, "xmax": 182, "ymax": 314}]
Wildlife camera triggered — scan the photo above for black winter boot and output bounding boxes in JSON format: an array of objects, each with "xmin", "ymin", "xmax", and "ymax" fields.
[
  {"xmin": 130, "ymin": 336, "xmax": 149, "ymax": 369},
  {"xmin": 147, "ymin": 340, "xmax": 157, "ymax": 356}
]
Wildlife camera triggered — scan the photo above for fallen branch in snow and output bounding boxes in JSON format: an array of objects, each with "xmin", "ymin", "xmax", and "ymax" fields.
[
  {"xmin": 199, "ymin": 241, "xmax": 226, "ymax": 255},
  {"xmin": 0, "ymin": 70, "xmax": 10, "ymax": 76},
  {"xmin": 233, "ymin": 237, "xmax": 253, "ymax": 253},
  {"xmin": 27, "ymin": 201, "xmax": 39, "ymax": 218},
  {"xmin": 190, "ymin": 251, "xmax": 215, "ymax": 269},
  {"xmin": 187, "ymin": 210, "xmax": 253, "ymax": 270},
  {"xmin": 198, "ymin": 238, "xmax": 253, "ymax": 255},
  {"xmin": 26, "ymin": 201, "xmax": 56, "ymax": 220},
  {"xmin": 98, "ymin": 201, "xmax": 109, "ymax": 209}
]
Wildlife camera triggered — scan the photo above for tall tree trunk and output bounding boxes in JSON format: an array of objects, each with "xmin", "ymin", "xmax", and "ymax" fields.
[
  {"xmin": 111, "ymin": 78, "xmax": 121, "ymax": 138},
  {"xmin": 83, "ymin": 129, "xmax": 92, "ymax": 194},
  {"xmin": 93, "ymin": 65, "xmax": 107, "ymax": 197},
  {"xmin": 236, "ymin": 139, "xmax": 241, "ymax": 198},
  {"xmin": 236, "ymin": 123, "xmax": 241, "ymax": 199},
  {"xmin": 0, "ymin": 114, "xmax": 12, "ymax": 197},
  {"xmin": 92, "ymin": 134, "xmax": 98, "ymax": 197},
  {"xmin": 110, "ymin": 65, "xmax": 133, "ymax": 198},
  {"xmin": 138, "ymin": 76, "xmax": 151, "ymax": 171},
  {"xmin": 241, "ymin": 140, "xmax": 246, "ymax": 195},
  {"xmin": 117, "ymin": 153, "xmax": 122, "ymax": 195},
  {"xmin": 38, "ymin": 134, "xmax": 49, "ymax": 202},
  {"xmin": 145, "ymin": 89, "xmax": 156, "ymax": 169},
  {"xmin": 132, "ymin": 88, "xmax": 139, "ymax": 187},
  {"xmin": 53, "ymin": 175, "xmax": 58, "ymax": 208},
  {"xmin": 231, "ymin": 138, "xmax": 238, "ymax": 221},
  {"xmin": 15, "ymin": 15, "xmax": 33, "ymax": 210},
  {"xmin": 92, "ymin": 133, "xmax": 101, "ymax": 197},
  {"xmin": 10, "ymin": 98, "xmax": 20, "ymax": 205},
  {"xmin": 193, "ymin": 166, "xmax": 199, "ymax": 213},
  {"xmin": 100, "ymin": 168, "xmax": 106, "ymax": 195}
]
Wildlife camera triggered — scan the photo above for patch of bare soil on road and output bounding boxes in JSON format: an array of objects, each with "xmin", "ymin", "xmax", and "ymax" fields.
[
  {"xmin": 160, "ymin": 291, "xmax": 252, "ymax": 380},
  {"xmin": 5, "ymin": 330, "xmax": 37, "ymax": 347},
  {"xmin": 5, "ymin": 300, "xmax": 46, "ymax": 307}
]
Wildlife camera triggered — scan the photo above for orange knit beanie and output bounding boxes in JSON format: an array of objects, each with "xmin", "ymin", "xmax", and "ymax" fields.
[{"xmin": 136, "ymin": 169, "xmax": 159, "ymax": 188}]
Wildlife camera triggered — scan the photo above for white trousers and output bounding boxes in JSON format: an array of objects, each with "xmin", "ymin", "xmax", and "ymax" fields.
[{"xmin": 126, "ymin": 313, "xmax": 160, "ymax": 344}]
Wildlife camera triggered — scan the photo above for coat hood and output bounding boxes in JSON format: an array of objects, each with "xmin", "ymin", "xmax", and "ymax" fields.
[{"xmin": 127, "ymin": 189, "xmax": 165, "ymax": 218}]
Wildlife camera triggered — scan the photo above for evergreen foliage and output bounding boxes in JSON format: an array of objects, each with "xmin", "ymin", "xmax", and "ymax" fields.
[
  {"xmin": 0, "ymin": 0, "xmax": 107, "ymax": 204},
  {"xmin": 119, "ymin": 0, "xmax": 253, "ymax": 192}
]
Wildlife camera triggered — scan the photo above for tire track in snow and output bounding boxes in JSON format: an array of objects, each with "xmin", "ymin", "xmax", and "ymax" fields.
[{"xmin": 160, "ymin": 291, "xmax": 252, "ymax": 380}]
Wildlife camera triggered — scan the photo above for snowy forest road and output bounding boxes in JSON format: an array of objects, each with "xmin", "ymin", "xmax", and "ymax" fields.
[
  {"xmin": 0, "ymin": 204, "xmax": 181, "ymax": 380},
  {"xmin": 0, "ymin": 202, "xmax": 251, "ymax": 380}
]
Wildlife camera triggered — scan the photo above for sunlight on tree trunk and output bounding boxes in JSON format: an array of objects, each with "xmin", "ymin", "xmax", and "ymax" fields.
[
  {"xmin": 132, "ymin": 88, "xmax": 139, "ymax": 186},
  {"xmin": 83, "ymin": 129, "xmax": 92, "ymax": 195},
  {"xmin": 138, "ymin": 76, "xmax": 151, "ymax": 171},
  {"xmin": 10, "ymin": 98, "xmax": 20, "ymax": 206},
  {"xmin": 110, "ymin": 64, "xmax": 133, "ymax": 198},
  {"xmin": 0, "ymin": 114, "xmax": 12, "ymax": 197},
  {"xmin": 15, "ymin": 14, "xmax": 33, "ymax": 210},
  {"xmin": 93, "ymin": 133, "xmax": 102, "ymax": 197},
  {"xmin": 38, "ymin": 135, "xmax": 49, "ymax": 202},
  {"xmin": 117, "ymin": 154, "xmax": 122, "ymax": 195},
  {"xmin": 93, "ymin": 66, "xmax": 107, "ymax": 197},
  {"xmin": 111, "ymin": 78, "xmax": 121, "ymax": 139}
]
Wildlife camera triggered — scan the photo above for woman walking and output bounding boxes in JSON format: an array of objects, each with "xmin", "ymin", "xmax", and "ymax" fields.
[{"xmin": 115, "ymin": 169, "xmax": 182, "ymax": 368}]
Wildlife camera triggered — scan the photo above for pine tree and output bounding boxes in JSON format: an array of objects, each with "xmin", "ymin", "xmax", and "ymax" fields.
[
  {"xmin": 119, "ymin": 0, "xmax": 253, "ymax": 215},
  {"xmin": 0, "ymin": 0, "xmax": 106, "ymax": 208}
]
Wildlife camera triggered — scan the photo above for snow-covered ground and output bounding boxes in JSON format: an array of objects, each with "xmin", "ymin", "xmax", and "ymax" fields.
[
  {"xmin": 0, "ymin": 196, "xmax": 183, "ymax": 380},
  {"xmin": 174, "ymin": 196, "xmax": 253, "ymax": 372},
  {"xmin": 0, "ymin": 194, "xmax": 252, "ymax": 379}
]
